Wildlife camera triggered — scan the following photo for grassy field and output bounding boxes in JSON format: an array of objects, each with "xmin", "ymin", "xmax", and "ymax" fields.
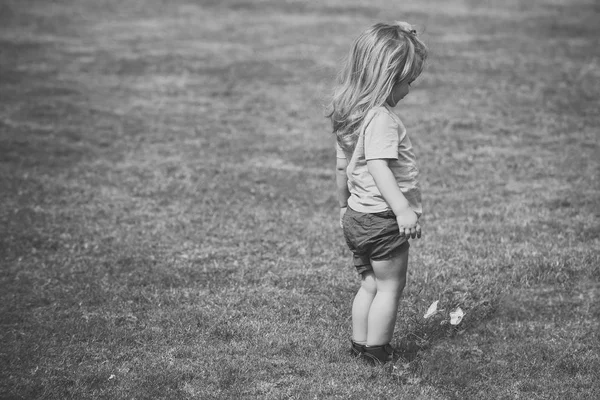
[{"xmin": 1, "ymin": 0, "xmax": 599, "ymax": 398}]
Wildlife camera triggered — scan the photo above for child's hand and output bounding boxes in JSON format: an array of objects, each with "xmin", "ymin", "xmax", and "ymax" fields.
[
  {"xmin": 340, "ymin": 207, "xmax": 347, "ymax": 229},
  {"xmin": 395, "ymin": 209, "xmax": 421, "ymax": 239}
]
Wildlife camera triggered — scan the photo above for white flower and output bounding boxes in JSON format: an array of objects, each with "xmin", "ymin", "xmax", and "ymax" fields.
[
  {"xmin": 423, "ymin": 300, "xmax": 439, "ymax": 319},
  {"xmin": 450, "ymin": 308, "xmax": 465, "ymax": 325}
]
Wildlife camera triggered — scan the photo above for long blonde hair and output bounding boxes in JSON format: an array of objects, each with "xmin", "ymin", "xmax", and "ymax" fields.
[{"xmin": 328, "ymin": 22, "xmax": 428, "ymax": 154}]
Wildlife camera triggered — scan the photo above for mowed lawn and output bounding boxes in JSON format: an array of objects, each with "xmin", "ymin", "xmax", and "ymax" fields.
[{"xmin": 1, "ymin": 0, "xmax": 599, "ymax": 398}]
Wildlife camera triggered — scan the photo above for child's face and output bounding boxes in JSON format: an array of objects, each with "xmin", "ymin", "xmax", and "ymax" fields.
[{"xmin": 386, "ymin": 80, "xmax": 411, "ymax": 107}]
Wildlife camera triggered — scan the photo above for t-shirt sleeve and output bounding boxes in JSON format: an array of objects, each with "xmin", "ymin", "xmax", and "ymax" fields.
[
  {"xmin": 364, "ymin": 110, "xmax": 399, "ymax": 160},
  {"xmin": 335, "ymin": 141, "xmax": 346, "ymax": 159}
]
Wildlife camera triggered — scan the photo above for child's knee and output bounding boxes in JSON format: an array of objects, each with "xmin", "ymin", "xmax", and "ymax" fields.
[{"xmin": 376, "ymin": 275, "xmax": 407, "ymax": 296}]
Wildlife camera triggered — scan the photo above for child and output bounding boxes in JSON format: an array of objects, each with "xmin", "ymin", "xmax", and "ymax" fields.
[{"xmin": 329, "ymin": 21, "xmax": 427, "ymax": 365}]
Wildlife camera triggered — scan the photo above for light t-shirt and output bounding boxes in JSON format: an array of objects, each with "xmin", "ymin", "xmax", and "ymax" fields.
[{"xmin": 336, "ymin": 105, "xmax": 422, "ymax": 216}]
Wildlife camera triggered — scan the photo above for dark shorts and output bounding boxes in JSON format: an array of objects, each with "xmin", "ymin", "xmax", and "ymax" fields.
[{"xmin": 342, "ymin": 207, "xmax": 409, "ymax": 275}]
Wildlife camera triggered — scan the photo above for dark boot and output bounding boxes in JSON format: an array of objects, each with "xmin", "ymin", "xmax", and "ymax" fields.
[
  {"xmin": 350, "ymin": 340, "xmax": 366, "ymax": 357},
  {"xmin": 362, "ymin": 343, "xmax": 394, "ymax": 365}
]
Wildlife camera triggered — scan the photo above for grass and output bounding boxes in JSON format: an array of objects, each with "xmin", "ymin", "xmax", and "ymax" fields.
[{"xmin": 1, "ymin": 0, "xmax": 599, "ymax": 398}]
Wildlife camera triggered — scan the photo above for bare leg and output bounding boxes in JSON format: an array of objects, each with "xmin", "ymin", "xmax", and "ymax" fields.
[
  {"xmin": 366, "ymin": 247, "xmax": 409, "ymax": 346},
  {"xmin": 351, "ymin": 271, "xmax": 376, "ymax": 344}
]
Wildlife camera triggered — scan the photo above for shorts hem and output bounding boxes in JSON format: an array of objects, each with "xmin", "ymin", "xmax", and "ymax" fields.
[
  {"xmin": 355, "ymin": 265, "xmax": 373, "ymax": 275},
  {"xmin": 352, "ymin": 241, "xmax": 409, "ymax": 275}
]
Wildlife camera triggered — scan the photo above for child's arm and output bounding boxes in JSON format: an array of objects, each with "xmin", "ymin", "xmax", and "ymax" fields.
[
  {"xmin": 367, "ymin": 159, "xmax": 421, "ymax": 238},
  {"xmin": 336, "ymin": 157, "xmax": 350, "ymax": 227}
]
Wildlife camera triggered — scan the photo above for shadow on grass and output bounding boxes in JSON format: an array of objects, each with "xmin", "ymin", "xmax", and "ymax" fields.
[{"xmin": 394, "ymin": 298, "xmax": 498, "ymax": 363}]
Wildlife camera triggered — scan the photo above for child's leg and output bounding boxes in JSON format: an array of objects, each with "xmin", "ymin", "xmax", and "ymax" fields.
[
  {"xmin": 366, "ymin": 247, "xmax": 409, "ymax": 346},
  {"xmin": 351, "ymin": 271, "xmax": 376, "ymax": 344}
]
